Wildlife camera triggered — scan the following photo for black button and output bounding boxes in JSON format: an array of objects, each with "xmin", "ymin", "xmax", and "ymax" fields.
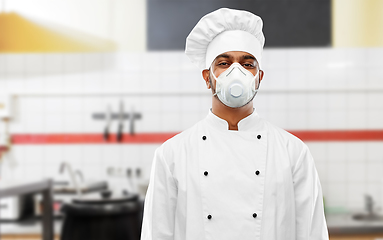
[
  {"xmin": 257, "ymin": 135, "xmax": 261, "ymax": 139},
  {"xmin": 253, "ymin": 213, "xmax": 257, "ymax": 218},
  {"xmin": 255, "ymin": 170, "xmax": 260, "ymax": 175},
  {"xmin": 204, "ymin": 171, "xmax": 208, "ymax": 176},
  {"xmin": 202, "ymin": 136, "xmax": 207, "ymax": 140},
  {"xmin": 207, "ymin": 215, "xmax": 212, "ymax": 220}
]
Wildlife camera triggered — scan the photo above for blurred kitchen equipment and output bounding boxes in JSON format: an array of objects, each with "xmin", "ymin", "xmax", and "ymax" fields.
[
  {"xmin": 117, "ymin": 100, "xmax": 124, "ymax": 142},
  {"xmin": 59, "ymin": 162, "xmax": 82, "ymax": 197},
  {"xmin": 126, "ymin": 168, "xmax": 135, "ymax": 194},
  {"xmin": 75, "ymin": 170, "xmax": 84, "ymax": 183},
  {"xmin": 0, "ymin": 194, "xmax": 34, "ymax": 220},
  {"xmin": 352, "ymin": 194, "xmax": 383, "ymax": 221},
  {"xmin": 60, "ymin": 192, "xmax": 142, "ymax": 240},
  {"xmin": 103, "ymin": 105, "xmax": 112, "ymax": 141},
  {"xmin": 129, "ymin": 107, "xmax": 141, "ymax": 136}
]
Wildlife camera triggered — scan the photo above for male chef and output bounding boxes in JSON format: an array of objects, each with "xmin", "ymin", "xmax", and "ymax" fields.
[{"xmin": 141, "ymin": 8, "xmax": 328, "ymax": 240}]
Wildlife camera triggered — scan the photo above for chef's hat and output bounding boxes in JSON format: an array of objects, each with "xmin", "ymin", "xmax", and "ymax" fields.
[{"xmin": 185, "ymin": 8, "xmax": 265, "ymax": 70}]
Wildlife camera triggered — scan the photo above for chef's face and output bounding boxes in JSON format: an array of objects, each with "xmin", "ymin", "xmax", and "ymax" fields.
[{"xmin": 202, "ymin": 51, "xmax": 264, "ymax": 91}]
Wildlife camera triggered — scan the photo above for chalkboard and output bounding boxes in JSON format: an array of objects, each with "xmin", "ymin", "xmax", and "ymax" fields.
[{"xmin": 147, "ymin": 0, "xmax": 331, "ymax": 50}]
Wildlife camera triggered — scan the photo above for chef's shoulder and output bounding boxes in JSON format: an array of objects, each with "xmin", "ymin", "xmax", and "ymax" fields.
[
  {"xmin": 262, "ymin": 119, "xmax": 310, "ymax": 165},
  {"xmin": 155, "ymin": 121, "xmax": 203, "ymax": 163}
]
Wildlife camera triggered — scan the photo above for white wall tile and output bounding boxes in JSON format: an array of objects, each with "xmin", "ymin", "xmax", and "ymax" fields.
[
  {"xmin": 307, "ymin": 68, "xmax": 328, "ymax": 89},
  {"xmin": 367, "ymin": 93, "xmax": 383, "ymax": 110},
  {"xmin": 327, "ymin": 110, "xmax": 347, "ymax": 129},
  {"xmin": 366, "ymin": 143, "xmax": 383, "ymax": 162},
  {"xmin": 308, "ymin": 93, "xmax": 327, "ymax": 111},
  {"xmin": 23, "ymin": 97, "xmax": 45, "ymax": 114},
  {"xmin": 63, "ymin": 53, "xmax": 83, "ymax": 73},
  {"xmin": 141, "ymin": 113, "xmax": 161, "ymax": 132},
  {"xmin": 82, "ymin": 144, "xmax": 102, "ymax": 166},
  {"xmin": 346, "ymin": 183, "xmax": 365, "ymax": 210},
  {"xmin": 347, "ymin": 110, "xmax": 367, "ymax": 129},
  {"xmin": 63, "ymin": 114, "xmax": 83, "ymax": 132},
  {"xmin": 366, "ymin": 48, "xmax": 383, "ymax": 68},
  {"xmin": 347, "ymin": 163, "xmax": 366, "ymax": 183},
  {"xmin": 367, "ymin": 68, "xmax": 383, "ymax": 88},
  {"xmin": 287, "ymin": 110, "xmax": 308, "ymax": 130},
  {"xmin": 6, "ymin": 77, "xmax": 25, "ymax": 92},
  {"xmin": 24, "ymin": 77, "xmax": 45, "ymax": 92},
  {"xmin": 286, "ymin": 49, "xmax": 308, "ymax": 69},
  {"xmin": 43, "ymin": 75, "xmax": 63, "ymax": 90},
  {"xmin": 161, "ymin": 96, "xmax": 181, "ymax": 113},
  {"xmin": 25, "ymin": 54, "xmax": 44, "ymax": 75},
  {"xmin": 63, "ymin": 73, "xmax": 83, "ymax": 91},
  {"xmin": 287, "ymin": 69, "xmax": 307, "ymax": 89},
  {"xmin": 44, "ymin": 54, "xmax": 64, "ymax": 74},
  {"xmin": 326, "ymin": 183, "xmax": 347, "ymax": 208},
  {"xmin": 267, "ymin": 111, "xmax": 288, "ymax": 130},
  {"xmin": 366, "ymin": 163, "xmax": 383, "ymax": 183},
  {"xmin": 25, "ymin": 114, "xmax": 45, "ymax": 133},
  {"xmin": 263, "ymin": 49, "xmax": 287, "ymax": 69},
  {"xmin": 261, "ymin": 69, "xmax": 288, "ymax": 89},
  {"xmin": 307, "ymin": 143, "xmax": 328, "ymax": 161},
  {"xmin": 328, "ymin": 143, "xmax": 347, "ymax": 162},
  {"xmin": 346, "ymin": 143, "xmax": 367, "ymax": 163},
  {"xmin": 63, "ymin": 96, "xmax": 83, "ymax": 114},
  {"xmin": 23, "ymin": 146, "xmax": 44, "ymax": 165},
  {"xmin": 287, "ymin": 93, "xmax": 307, "ymax": 111},
  {"xmin": 6, "ymin": 54, "xmax": 25, "ymax": 74},
  {"xmin": 44, "ymin": 145, "xmax": 64, "ymax": 167},
  {"xmin": 327, "ymin": 162, "xmax": 347, "ymax": 183},
  {"xmin": 161, "ymin": 113, "xmax": 181, "ymax": 132},
  {"xmin": 141, "ymin": 96, "xmax": 161, "ymax": 113},
  {"xmin": 181, "ymin": 113, "xmax": 202, "ymax": 130},
  {"xmin": 367, "ymin": 111, "xmax": 383, "ymax": 129},
  {"xmin": 141, "ymin": 72, "xmax": 160, "ymax": 91},
  {"xmin": 160, "ymin": 72, "xmax": 180, "ymax": 91},
  {"xmin": 268, "ymin": 93, "xmax": 287, "ymax": 111},
  {"xmin": 308, "ymin": 110, "xmax": 328, "ymax": 129},
  {"xmin": 181, "ymin": 96, "xmax": 201, "ymax": 113},
  {"xmin": 0, "ymin": 55, "xmax": 6, "ymax": 74},
  {"xmin": 121, "ymin": 72, "xmax": 142, "ymax": 92}
]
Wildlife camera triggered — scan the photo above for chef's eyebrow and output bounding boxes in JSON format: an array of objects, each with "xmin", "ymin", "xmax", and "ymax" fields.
[
  {"xmin": 215, "ymin": 54, "xmax": 256, "ymax": 60},
  {"xmin": 215, "ymin": 53, "xmax": 231, "ymax": 59},
  {"xmin": 242, "ymin": 55, "xmax": 256, "ymax": 60}
]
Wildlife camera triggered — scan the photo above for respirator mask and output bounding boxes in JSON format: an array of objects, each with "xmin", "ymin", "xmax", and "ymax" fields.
[{"xmin": 211, "ymin": 62, "xmax": 260, "ymax": 108}]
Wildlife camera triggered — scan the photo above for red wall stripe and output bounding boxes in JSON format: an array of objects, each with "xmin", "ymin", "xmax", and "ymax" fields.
[
  {"xmin": 9, "ymin": 130, "xmax": 383, "ymax": 144},
  {"xmin": 11, "ymin": 133, "xmax": 178, "ymax": 144}
]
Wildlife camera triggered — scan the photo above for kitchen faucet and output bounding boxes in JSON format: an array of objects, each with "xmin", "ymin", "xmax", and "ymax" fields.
[
  {"xmin": 75, "ymin": 170, "xmax": 84, "ymax": 183},
  {"xmin": 365, "ymin": 194, "xmax": 374, "ymax": 216},
  {"xmin": 59, "ymin": 162, "xmax": 82, "ymax": 197}
]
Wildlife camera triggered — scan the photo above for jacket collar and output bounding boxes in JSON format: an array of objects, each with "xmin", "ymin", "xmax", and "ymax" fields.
[{"xmin": 206, "ymin": 108, "xmax": 262, "ymax": 132}]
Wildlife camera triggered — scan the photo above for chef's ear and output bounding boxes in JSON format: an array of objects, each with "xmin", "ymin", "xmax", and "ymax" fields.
[
  {"xmin": 259, "ymin": 70, "xmax": 264, "ymax": 83},
  {"xmin": 202, "ymin": 69, "xmax": 211, "ymax": 89}
]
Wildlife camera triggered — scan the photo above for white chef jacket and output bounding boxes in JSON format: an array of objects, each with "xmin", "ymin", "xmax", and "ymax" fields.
[{"xmin": 141, "ymin": 109, "xmax": 328, "ymax": 240}]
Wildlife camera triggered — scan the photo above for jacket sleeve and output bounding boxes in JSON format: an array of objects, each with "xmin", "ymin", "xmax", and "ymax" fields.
[
  {"xmin": 141, "ymin": 147, "xmax": 178, "ymax": 240},
  {"xmin": 293, "ymin": 145, "xmax": 329, "ymax": 240}
]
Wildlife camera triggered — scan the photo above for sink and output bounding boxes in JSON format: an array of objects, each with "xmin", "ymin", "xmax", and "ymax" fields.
[
  {"xmin": 352, "ymin": 213, "xmax": 383, "ymax": 221},
  {"xmin": 53, "ymin": 180, "xmax": 108, "ymax": 194}
]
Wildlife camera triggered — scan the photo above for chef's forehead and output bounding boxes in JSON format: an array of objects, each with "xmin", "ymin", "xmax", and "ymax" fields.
[{"xmin": 214, "ymin": 52, "xmax": 257, "ymax": 61}]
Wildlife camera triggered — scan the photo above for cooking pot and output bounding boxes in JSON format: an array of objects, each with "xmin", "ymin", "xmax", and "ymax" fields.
[{"xmin": 60, "ymin": 190, "xmax": 142, "ymax": 240}]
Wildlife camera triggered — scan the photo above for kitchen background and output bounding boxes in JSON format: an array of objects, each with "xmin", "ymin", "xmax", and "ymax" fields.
[{"xmin": 1, "ymin": 0, "xmax": 383, "ymax": 239}]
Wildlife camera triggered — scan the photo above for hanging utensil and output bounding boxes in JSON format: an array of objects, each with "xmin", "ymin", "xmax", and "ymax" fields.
[
  {"xmin": 117, "ymin": 100, "xmax": 124, "ymax": 142},
  {"xmin": 103, "ymin": 105, "xmax": 111, "ymax": 141}
]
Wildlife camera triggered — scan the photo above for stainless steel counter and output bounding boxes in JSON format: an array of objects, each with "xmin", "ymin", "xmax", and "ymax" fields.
[
  {"xmin": 327, "ymin": 213, "xmax": 383, "ymax": 235},
  {"xmin": 0, "ymin": 179, "xmax": 54, "ymax": 240}
]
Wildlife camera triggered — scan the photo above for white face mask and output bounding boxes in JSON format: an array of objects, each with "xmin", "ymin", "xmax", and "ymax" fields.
[{"xmin": 211, "ymin": 62, "xmax": 260, "ymax": 108}]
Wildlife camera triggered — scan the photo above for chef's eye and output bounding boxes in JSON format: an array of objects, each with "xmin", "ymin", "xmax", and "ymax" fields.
[{"xmin": 243, "ymin": 63, "xmax": 254, "ymax": 68}]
